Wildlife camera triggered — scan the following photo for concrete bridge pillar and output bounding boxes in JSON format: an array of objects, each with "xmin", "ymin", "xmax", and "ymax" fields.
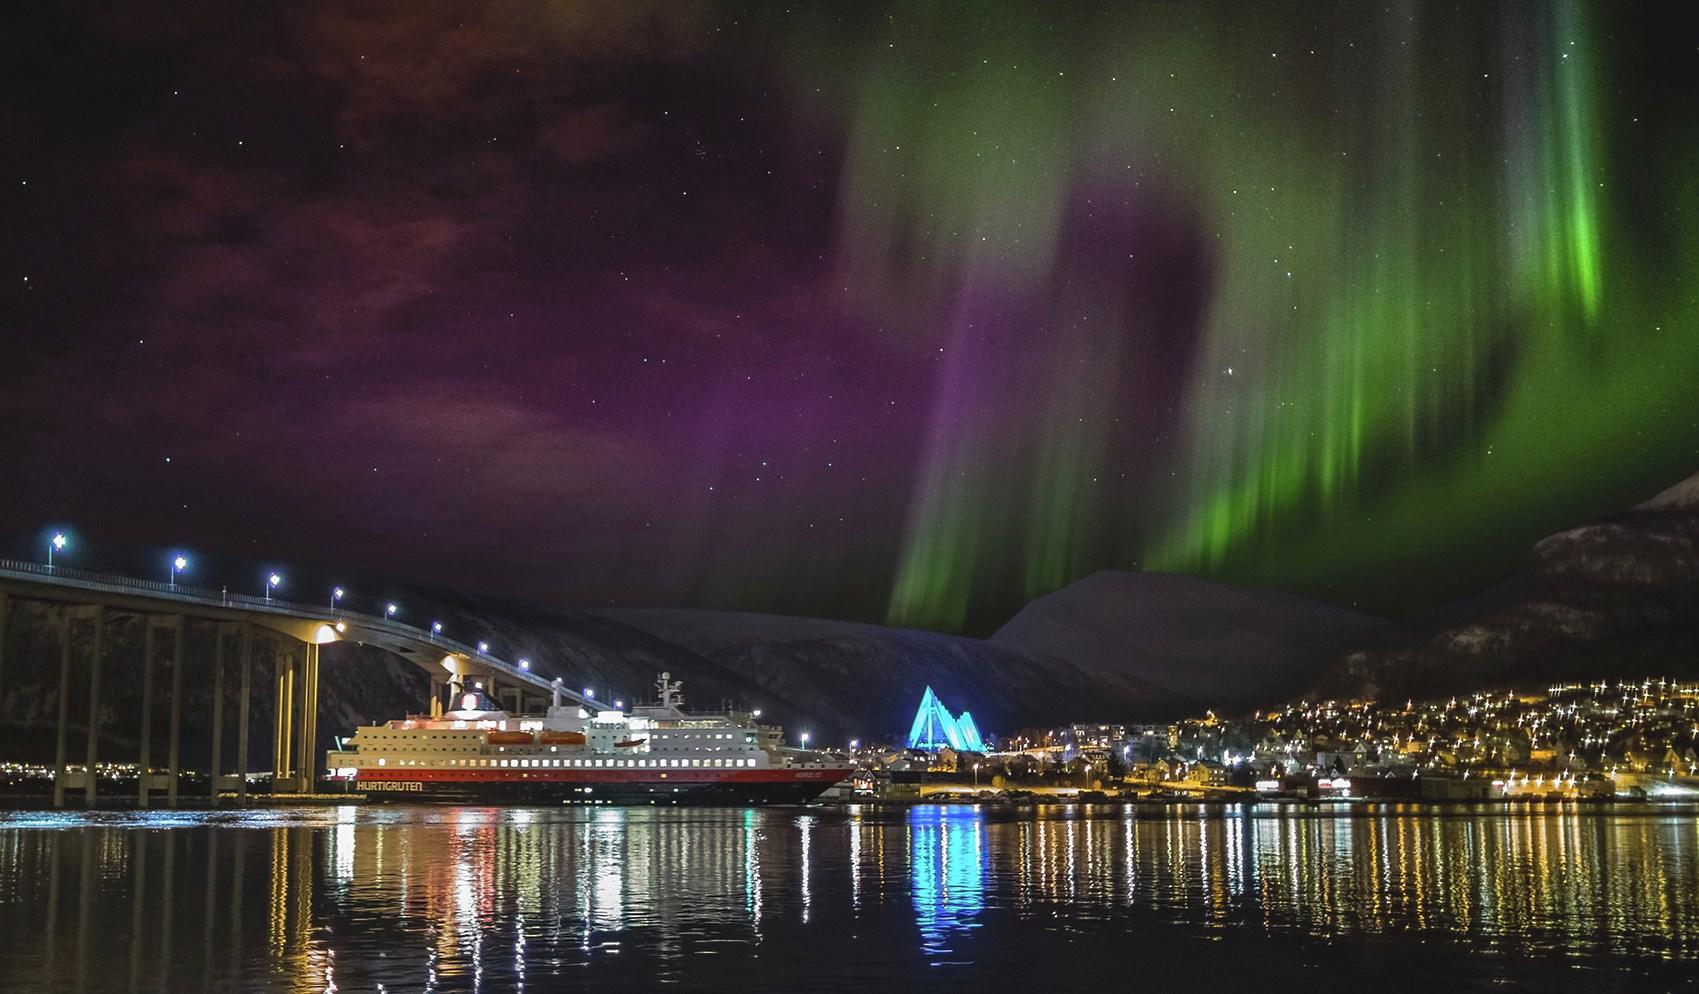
[
  {"xmin": 137, "ymin": 616, "xmax": 186, "ymax": 808},
  {"xmin": 167, "ymin": 617, "xmax": 185, "ymax": 808},
  {"xmin": 53, "ymin": 609, "xmax": 73, "ymax": 808},
  {"xmin": 83, "ymin": 605, "xmax": 104, "ymax": 807},
  {"xmin": 272, "ymin": 649, "xmax": 293, "ymax": 790},
  {"xmin": 138, "ymin": 621, "xmax": 157, "ymax": 807},
  {"xmin": 300, "ymin": 642, "xmax": 319, "ymax": 790},
  {"xmin": 53, "ymin": 605, "xmax": 105, "ymax": 808},
  {"xmin": 0, "ymin": 590, "xmax": 8, "ymax": 712},
  {"xmin": 236, "ymin": 625, "xmax": 252, "ymax": 803},
  {"xmin": 270, "ymin": 640, "xmax": 320, "ymax": 794},
  {"xmin": 209, "ymin": 624, "xmax": 228, "ymax": 802}
]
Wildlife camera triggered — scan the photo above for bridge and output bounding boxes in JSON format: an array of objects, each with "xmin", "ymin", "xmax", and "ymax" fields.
[{"xmin": 0, "ymin": 558, "xmax": 594, "ymax": 807}]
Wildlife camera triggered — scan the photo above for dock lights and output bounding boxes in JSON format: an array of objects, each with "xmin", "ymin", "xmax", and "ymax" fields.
[
  {"xmin": 170, "ymin": 555, "xmax": 187, "ymax": 587},
  {"xmin": 47, "ymin": 532, "xmax": 67, "ymax": 567},
  {"xmin": 385, "ymin": 603, "xmax": 397, "ymax": 617},
  {"xmin": 850, "ymin": 739, "xmax": 859, "ymax": 750},
  {"xmin": 518, "ymin": 658, "xmax": 530, "ymax": 670},
  {"xmin": 332, "ymin": 586, "xmax": 344, "ymax": 609},
  {"xmin": 266, "ymin": 573, "xmax": 281, "ymax": 601},
  {"xmin": 432, "ymin": 621, "xmax": 443, "ymax": 635},
  {"xmin": 615, "ymin": 699, "xmax": 624, "ymax": 709}
]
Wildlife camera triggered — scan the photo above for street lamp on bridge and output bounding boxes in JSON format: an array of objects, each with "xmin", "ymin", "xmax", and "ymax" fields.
[
  {"xmin": 47, "ymin": 532, "xmax": 67, "ymax": 568},
  {"xmin": 478, "ymin": 640, "xmax": 489, "ymax": 653},
  {"xmin": 385, "ymin": 602, "xmax": 398, "ymax": 618},
  {"xmin": 431, "ymin": 621, "xmax": 443, "ymax": 636},
  {"xmin": 266, "ymin": 572, "xmax": 282, "ymax": 601},
  {"xmin": 518, "ymin": 658, "xmax": 530, "ymax": 670},
  {"xmin": 332, "ymin": 586, "xmax": 344, "ymax": 610},
  {"xmin": 170, "ymin": 555, "xmax": 187, "ymax": 588}
]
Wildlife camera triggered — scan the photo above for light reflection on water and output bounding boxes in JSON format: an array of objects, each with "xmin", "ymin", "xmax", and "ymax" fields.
[{"xmin": 0, "ymin": 803, "xmax": 1696, "ymax": 991}]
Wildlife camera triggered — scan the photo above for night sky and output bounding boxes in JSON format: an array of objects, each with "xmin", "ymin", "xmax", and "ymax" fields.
[{"xmin": 3, "ymin": 2, "xmax": 1697, "ymax": 633}]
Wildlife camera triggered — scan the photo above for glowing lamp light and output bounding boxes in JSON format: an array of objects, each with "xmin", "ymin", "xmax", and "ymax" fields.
[
  {"xmin": 614, "ymin": 699, "xmax": 624, "ymax": 709},
  {"xmin": 48, "ymin": 532, "xmax": 67, "ymax": 567},
  {"xmin": 332, "ymin": 586, "xmax": 344, "ymax": 609},
  {"xmin": 850, "ymin": 739, "xmax": 860, "ymax": 750},
  {"xmin": 432, "ymin": 621, "xmax": 443, "ymax": 635},
  {"xmin": 518, "ymin": 658, "xmax": 530, "ymax": 670},
  {"xmin": 800, "ymin": 732, "xmax": 810, "ymax": 747},
  {"xmin": 583, "ymin": 688, "xmax": 594, "ymax": 699},
  {"xmin": 170, "ymin": 555, "xmax": 188, "ymax": 587},
  {"xmin": 478, "ymin": 641, "xmax": 489, "ymax": 653},
  {"xmin": 385, "ymin": 603, "xmax": 397, "ymax": 617},
  {"xmin": 752, "ymin": 709, "xmax": 762, "ymax": 718}
]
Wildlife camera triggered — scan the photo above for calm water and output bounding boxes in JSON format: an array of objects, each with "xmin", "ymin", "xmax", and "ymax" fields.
[{"xmin": 1, "ymin": 804, "xmax": 1697, "ymax": 992}]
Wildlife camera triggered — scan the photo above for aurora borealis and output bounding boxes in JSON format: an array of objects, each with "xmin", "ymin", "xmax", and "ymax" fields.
[{"xmin": 3, "ymin": 2, "xmax": 1696, "ymax": 632}]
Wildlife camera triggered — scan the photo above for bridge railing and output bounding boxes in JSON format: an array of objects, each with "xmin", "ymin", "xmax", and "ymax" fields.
[{"xmin": 0, "ymin": 557, "xmax": 569, "ymax": 696}]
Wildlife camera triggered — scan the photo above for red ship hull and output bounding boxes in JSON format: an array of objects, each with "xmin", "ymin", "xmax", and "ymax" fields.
[{"xmin": 352, "ymin": 766, "xmax": 849, "ymax": 805}]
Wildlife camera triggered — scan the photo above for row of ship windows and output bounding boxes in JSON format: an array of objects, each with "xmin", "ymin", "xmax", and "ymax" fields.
[
  {"xmin": 372, "ymin": 756, "xmax": 756, "ymax": 769},
  {"xmin": 660, "ymin": 733, "xmax": 744, "ymax": 740}
]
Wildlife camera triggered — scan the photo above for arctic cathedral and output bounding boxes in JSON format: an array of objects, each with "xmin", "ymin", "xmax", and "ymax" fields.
[{"xmin": 906, "ymin": 686, "xmax": 986, "ymax": 752}]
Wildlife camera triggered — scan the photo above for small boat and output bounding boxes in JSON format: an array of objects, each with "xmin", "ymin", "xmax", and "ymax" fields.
[{"xmin": 615, "ymin": 737, "xmax": 647, "ymax": 748}]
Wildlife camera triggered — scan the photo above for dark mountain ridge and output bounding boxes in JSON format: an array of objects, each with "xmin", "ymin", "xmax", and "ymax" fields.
[{"xmin": 1316, "ymin": 470, "xmax": 1699, "ymax": 700}]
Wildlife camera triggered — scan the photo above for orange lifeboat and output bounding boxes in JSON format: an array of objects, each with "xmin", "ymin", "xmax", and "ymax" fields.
[
  {"xmin": 487, "ymin": 730, "xmax": 535, "ymax": 745},
  {"xmin": 615, "ymin": 738, "xmax": 647, "ymax": 748},
  {"xmin": 539, "ymin": 731, "xmax": 586, "ymax": 745}
]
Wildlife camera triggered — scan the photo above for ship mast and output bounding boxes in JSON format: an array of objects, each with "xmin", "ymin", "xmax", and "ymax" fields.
[{"xmin": 656, "ymin": 672, "xmax": 684, "ymax": 711}]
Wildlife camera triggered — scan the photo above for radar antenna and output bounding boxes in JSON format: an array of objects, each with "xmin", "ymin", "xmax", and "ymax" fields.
[{"xmin": 655, "ymin": 672, "xmax": 685, "ymax": 710}]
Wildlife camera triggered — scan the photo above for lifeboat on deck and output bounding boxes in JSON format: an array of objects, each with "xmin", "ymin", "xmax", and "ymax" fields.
[
  {"xmin": 487, "ymin": 731, "xmax": 535, "ymax": 745},
  {"xmin": 615, "ymin": 738, "xmax": 647, "ymax": 748},
  {"xmin": 539, "ymin": 731, "xmax": 586, "ymax": 745}
]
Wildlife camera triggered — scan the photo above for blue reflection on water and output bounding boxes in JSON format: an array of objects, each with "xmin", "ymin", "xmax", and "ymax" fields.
[{"xmin": 909, "ymin": 805, "xmax": 985, "ymax": 960}]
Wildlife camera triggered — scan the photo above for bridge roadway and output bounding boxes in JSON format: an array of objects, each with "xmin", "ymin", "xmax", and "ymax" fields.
[{"xmin": 0, "ymin": 558, "xmax": 594, "ymax": 807}]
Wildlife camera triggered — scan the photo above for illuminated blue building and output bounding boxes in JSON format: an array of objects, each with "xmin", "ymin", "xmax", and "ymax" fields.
[{"xmin": 906, "ymin": 687, "xmax": 987, "ymax": 752}]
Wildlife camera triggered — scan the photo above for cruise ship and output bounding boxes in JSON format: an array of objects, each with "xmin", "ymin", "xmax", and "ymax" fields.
[{"xmin": 326, "ymin": 673, "xmax": 851, "ymax": 804}]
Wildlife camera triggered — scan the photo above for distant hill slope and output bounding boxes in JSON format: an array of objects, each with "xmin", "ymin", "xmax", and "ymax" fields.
[
  {"xmin": 991, "ymin": 571, "xmax": 1385, "ymax": 710},
  {"xmin": 1317, "ymin": 470, "xmax": 1699, "ymax": 701},
  {"xmin": 596, "ymin": 608, "xmax": 1189, "ymax": 739}
]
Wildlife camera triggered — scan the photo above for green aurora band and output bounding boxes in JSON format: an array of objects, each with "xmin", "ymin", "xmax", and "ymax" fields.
[{"xmin": 796, "ymin": 2, "xmax": 1699, "ymax": 630}]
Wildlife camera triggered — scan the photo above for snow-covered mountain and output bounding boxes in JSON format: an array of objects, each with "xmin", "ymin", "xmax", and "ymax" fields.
[{"xmin": 992, "ymin": 571, "xmax": 1385, "ymax": 710}]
